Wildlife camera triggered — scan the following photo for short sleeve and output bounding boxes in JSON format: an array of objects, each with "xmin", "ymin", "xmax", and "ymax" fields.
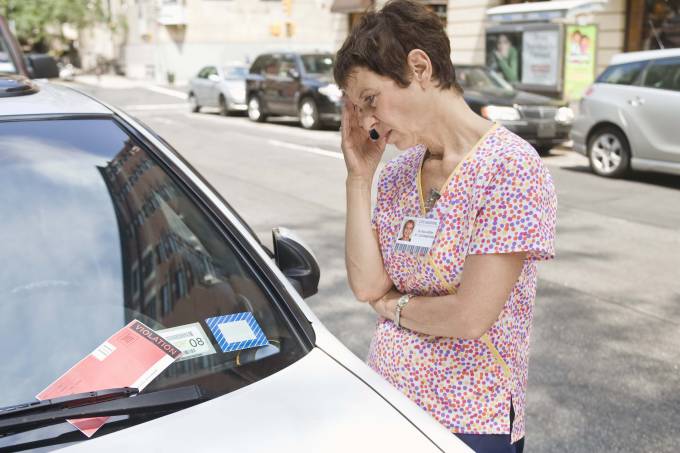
[{"xmin": 468, "ymin": 152, "xmax": 557, "ymax": 261}]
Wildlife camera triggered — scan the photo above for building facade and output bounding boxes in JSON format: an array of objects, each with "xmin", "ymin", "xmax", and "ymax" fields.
[{"xmin": 107, "ymin": 0, "xmax": 678, "ymax": 89}]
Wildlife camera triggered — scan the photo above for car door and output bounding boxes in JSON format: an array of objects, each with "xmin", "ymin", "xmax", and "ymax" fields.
[
  {"xmin": 259, "ymin": 55, "xmax": 281, "ymax": 113},
  {"xmin": 271, "ymin": 54, "xmax": 301, "ymax": 116},
  {"xmin": 192, "ymin": 66, "xmax": 211, "ymax": 104},
  {"xmin": 203, "ymin": 66, "xmax": 221, "ymax": 107},
  {"xmin": 627, "ymin": 57, "xmax": 680, "ymax": 164}
]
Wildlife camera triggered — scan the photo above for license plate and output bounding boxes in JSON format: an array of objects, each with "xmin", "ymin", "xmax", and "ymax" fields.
[{"xmin": 537, "ymin": 121, "xmax": 556, "ymax": 138}]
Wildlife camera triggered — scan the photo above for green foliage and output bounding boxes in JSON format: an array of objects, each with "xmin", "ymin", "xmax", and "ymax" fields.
[{"xmin": 0, "ymin": 0, "xmax": 106, "ymax": 49}]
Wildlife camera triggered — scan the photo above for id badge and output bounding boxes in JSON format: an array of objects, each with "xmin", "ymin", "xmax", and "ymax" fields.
[{"xmin": 394, "ymin": 217, "xmax": 440, "ymax": 255}]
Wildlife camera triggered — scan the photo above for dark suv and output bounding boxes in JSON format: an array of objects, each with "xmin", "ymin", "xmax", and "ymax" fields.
[{"xmin": 245, "ymin": 52, "xmax": 341, "ymax": 130}]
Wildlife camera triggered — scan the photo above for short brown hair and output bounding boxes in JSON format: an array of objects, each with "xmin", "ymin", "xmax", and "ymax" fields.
[{"xmin": 334, "ymin": 0, "xmax": 461, "ymax": 93}]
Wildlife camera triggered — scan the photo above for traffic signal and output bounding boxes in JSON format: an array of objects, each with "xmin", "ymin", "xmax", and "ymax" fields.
[
  {"xmin": 282, "ymin": 0, "xmax": 292, "ymax": 16},
  {"xmin": 285, "ymin": 21, "xmax": 295, "ymax": 37}
]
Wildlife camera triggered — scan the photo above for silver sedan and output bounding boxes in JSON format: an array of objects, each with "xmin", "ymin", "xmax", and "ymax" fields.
[{"xmin": 188, "ymin": 64, "xmax": 248, "ymax": 115}]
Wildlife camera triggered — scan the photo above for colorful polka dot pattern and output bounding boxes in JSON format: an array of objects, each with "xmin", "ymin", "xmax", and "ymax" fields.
[{"xmin": 368, "ymin": 125, "xmax": 557, "ymax": 443}]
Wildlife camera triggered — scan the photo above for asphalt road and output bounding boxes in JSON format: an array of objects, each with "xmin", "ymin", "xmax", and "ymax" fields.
[{"xmin": 68, "ymin": 79, "xmax": 680, "ymax": 453}]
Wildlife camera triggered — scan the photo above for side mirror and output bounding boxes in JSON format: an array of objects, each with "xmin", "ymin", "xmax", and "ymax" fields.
[
  {"xmin": 26, "ymin": 54, "xmax": 59, "ymax": 79},
  {"xmin": 208, "ymin": 74, "xmax": 221, "ymax": 82},
  {"xmin": 272, "ymin": 227, "xmax": 320, "ymax": 299},
  {"xmin": 286, "ymin": 68, "xmax": 300, "ymax": 80}
]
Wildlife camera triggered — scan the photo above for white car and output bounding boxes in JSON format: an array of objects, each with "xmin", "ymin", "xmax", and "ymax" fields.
[
  {"xmin": 571, "ymin": 48, "xmax": 680, "ymax": 177},
  {"xmin": 188, "ymin": 64, "xmax": 248, "ymax": 115},
  {"xmin": 0, "ymin": 74, "xmax": 471, "ymax": 452}
]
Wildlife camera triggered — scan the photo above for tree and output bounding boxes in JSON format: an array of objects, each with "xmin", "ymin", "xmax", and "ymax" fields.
[{"xmin": 0, "ymin": 0, "xmax": 106, "ymax": 53}]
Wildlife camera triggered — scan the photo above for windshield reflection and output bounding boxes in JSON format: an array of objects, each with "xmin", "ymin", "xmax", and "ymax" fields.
[{"xmin": 1, "ymin": 117, "xmax": 305, "ymax": 449}]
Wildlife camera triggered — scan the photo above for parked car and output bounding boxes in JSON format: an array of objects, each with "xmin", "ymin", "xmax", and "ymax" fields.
[
  {"xmin": 188, "ymin": 63, "xmax": 248, "ymax": 115},
  {"xmin": 246, "ymin": 52, "xmax": 342, "ymax": 130},
  {"xmin": 456, "ymin": 65, "xmax": 574, "ymax": 155},
  {"xmin": 571, "ymin": 48, "xmax": 680, "ymax": 178},
  {"xmin": 0, "ymin": 57, "xmax": 471, "ymax": 453}
]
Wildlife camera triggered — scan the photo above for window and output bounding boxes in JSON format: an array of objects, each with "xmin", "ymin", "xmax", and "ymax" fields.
[
  {"xmin": 278, "ymin": 55, "xmax": 297, "ymax": 77},
  {"xmin": 197, "ymin": 66, "xmax": 211, "ymax": 78},
  {"xmin": 641, "ymin": 57, "xmax": 680, "ymax": 91},
  {"xmin": 597, "ymin": 61, "xmax": 647, "ymax": 85},
  {"xmin": 301, "ymin": 54, "xmax": 334, "ymax": 75}
]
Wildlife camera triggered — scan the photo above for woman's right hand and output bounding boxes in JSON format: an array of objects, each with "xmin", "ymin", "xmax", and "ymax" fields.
[{"xmin": 341, "ymin": 98, "xmax": 387, "ymax": 182}]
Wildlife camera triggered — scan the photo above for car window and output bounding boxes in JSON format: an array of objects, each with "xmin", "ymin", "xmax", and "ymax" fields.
[
  {"xmin": 300, "ymin": 54, "xmax": 334, "ymax": 75},
  {"xmin": 641, "ymin": 57, "xmax": 680, "ymax": 92},
  {"xmin": 0, "ymin": 118, "xmax": 308, "ymax": 449},
  {"xmin": 206, "ymin": 66, "xmax": 218, "ymax": 78},
  {"xmin": 197, "ymin": 67, "xmax": 210, "ymax": 78},
  {"xmin": 278, "ymin": 55, "xmax": 297, "ymax": 77},
  {"xmin": 597, "ymin": 61, "xmax": 647, "ymax": 85},
  {"xmin": 262, "ymin": 56, "xmax": 280, "ymax": 76},
  {"xmin": 456, "ymin": 67, "xmax": 514, "ymax": 91},
  {"xmin": 249, "ymin": 55, "xmax": 268, "ymax": 74},
  {"xmin": 223, "ymin": 66, "xmax": 248, "ymax": 79}
]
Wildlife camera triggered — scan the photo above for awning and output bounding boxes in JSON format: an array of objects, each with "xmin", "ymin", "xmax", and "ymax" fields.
[
  {"xmin": 487, "ymin": 0, "xmax": 606, "ymax": 24},
  {"xmin": 330, "ymin": 0, "xmax": 372, "ymax": 14}
]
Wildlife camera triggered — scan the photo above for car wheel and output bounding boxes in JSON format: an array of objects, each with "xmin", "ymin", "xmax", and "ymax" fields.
[
  {"xmin": 587, "ymin": 126, "xmax": 630, "ymax": 178},
  {"xmin": 219, "ymin": 95, "xmax": 229, "ymax": 116},
  {"xmin": 247, "ymin": 95, "xmax": 266, "ymax": 123},
  {"xmin": 299, "ymin": 98, "xmax": 321, "ymax": 130},
  {"xmin": 188, "ymin": 92, "xmax": 200, "ymax": 113},
  {"xmin": 536, "ymin": 145, "xmax": 552, "ymax": 156}
]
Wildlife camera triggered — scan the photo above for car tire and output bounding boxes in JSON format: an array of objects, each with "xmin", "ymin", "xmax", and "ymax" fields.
[
  {"xmin": 299, "ymin": 98, "xmax": 321, "ymax": 130},
  {"xmin": 188, "ymin": 92, "xmax": 200, "ymax": 113},
  {"xmin": 247, "ymin": 95, "xmax": 267, "ymax": 123},
  {"xmin": 219, "ymin": 95, "xmax": 229, "ymax": 116},
  {"xmin": 587, "ymin": 126, "xmax": 631, "ymax": 178},
  {"xmin": 536, "ymin": 145, "xmax": 552, "ymax": 156}
]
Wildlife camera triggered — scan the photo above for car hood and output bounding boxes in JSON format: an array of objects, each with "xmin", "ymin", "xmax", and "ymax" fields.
[
  {"xmin": 58, "ymin": 348, "xmax": 471, "ymax": 452},
  {"xmin": 464, "ymin": 87, "xmax": 562, "ymax": 107}
]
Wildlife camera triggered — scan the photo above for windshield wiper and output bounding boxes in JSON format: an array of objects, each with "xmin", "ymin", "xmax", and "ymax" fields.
[{"xmin": 0, "ymin": 385, "xmax": 205, "ymax": 437}]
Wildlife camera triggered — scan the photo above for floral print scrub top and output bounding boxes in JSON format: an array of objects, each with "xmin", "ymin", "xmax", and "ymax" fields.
[{"xmin": 367, "ymin": 124, "xmax": 557, "ymax": 443}]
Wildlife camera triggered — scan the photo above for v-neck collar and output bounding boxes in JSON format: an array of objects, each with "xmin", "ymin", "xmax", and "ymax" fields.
[{"xmin": 416, "ymin": 123, "xmax": 500, "ymax": 216}]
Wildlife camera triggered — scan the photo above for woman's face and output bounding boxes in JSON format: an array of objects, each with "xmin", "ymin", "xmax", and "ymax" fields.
[
  {"xmin": 402, "ymin": 221, "xmax": 414, "ymax": 239},
  {"xmin": 343, "ymin": 67, "xmax": 421, "ymax": 150}
]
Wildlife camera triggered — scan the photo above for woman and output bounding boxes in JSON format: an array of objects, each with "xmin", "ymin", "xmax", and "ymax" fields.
[{"xmin": 334, "ymin": 1, "xmax": 557, "ymax": 452}]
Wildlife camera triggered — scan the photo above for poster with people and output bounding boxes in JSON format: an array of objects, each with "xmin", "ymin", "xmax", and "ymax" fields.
[
  {"xmin": 486, "ymin": 31, "xmax": 522, "ymax": 84},
  {"xmin": 563, "ymin": 25, "xmax": 597, "ymax": 101}
]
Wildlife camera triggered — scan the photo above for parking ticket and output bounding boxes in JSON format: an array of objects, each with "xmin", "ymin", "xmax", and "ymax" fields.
[{"xmin": 36, "ymin": 320, "xmax": 181, "ymax": 437}]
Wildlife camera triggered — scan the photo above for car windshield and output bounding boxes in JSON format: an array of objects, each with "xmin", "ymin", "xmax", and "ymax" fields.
[
  {"xmin": 301, "ymin": 54, "xmax": 334, "ymax": 75},
  {"xmin": 222, "ymin": 66, "xmax": 248, "ymax": 79},
  {"xmin": 457, "ymin": 67, "xmax": 514, "ymax": 92},
  {"xmin": 0, "ymin": 118, "xmax": 308, "ymax": 449}
]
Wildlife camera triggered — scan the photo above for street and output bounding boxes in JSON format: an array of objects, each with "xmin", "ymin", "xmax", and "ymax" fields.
[{"xmin": 70, "ymin": 78, "xmax": 679, "ymax": 452}]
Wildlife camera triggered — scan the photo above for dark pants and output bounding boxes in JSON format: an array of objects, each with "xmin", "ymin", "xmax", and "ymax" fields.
[{"xmin": 454, "ymin": 404, "xmax": 524, "ymax": 453}]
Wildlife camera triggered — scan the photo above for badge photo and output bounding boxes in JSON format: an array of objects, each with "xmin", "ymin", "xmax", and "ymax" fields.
[{"xmin": 394, "ymin": 217, "xmax": 440, "ymax": 255}]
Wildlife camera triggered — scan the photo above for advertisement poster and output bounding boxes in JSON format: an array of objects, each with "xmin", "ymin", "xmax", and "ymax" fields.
[
  {"xmin": 563, "ymin": 25, "xmax": 597, "ymax": 101},
  {"xmin": 486, "ymin": 31, "xmax": 522, "ymax": 84},
  {"xmin": 521, "ymin": 29, "xmax": 561, "ymax": 87}
]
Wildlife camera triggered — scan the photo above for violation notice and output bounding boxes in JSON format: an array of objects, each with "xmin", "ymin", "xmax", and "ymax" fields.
[
  {"xmin": 157, "ymin": 322, "xmax": 216, "ymax": 362},
  {"xmin": 36, "ymin": 320, "xmax": 181, "ymax": 437}
]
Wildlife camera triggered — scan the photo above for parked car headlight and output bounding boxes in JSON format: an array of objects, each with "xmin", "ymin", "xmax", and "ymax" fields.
[
  {"xmin": 481, "ymin": 105, "xmax": 520, "ymax": 121},
  {"xmin": 555, "ymin": 106, "xmax": 574, "ymax": 124},
  {"xmin": 318, "ymin": 83, "xmax": 342, "ymax": 102}
]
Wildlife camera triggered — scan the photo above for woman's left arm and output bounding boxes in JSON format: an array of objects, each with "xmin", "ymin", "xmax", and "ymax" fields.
[{"xmin": 370, "ymin": 252, "xmax": 525, "ymax": 339}]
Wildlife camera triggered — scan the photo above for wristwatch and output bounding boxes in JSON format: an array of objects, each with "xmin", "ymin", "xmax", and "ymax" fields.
[{"xmin": 395, "ymin": 294, "xmax": 413, "ymax": 328}]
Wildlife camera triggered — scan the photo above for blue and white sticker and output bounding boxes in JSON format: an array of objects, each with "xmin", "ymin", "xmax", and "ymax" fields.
[{"xmin": 205, "ymin": 312, "xmax": 269, "ymax": 353}]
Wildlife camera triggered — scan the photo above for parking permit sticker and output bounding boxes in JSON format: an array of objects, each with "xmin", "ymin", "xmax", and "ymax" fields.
[
  {"xmin": 394, "ymin": 217, "xmax": 440, "ymax": 255},
  {"xmin": 157, "ymin": 322, "xmax": 216, "ymax": 362},
  {"xmin": 205, "ymin": 312, "xmax": 269, "ymax": 353}
]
